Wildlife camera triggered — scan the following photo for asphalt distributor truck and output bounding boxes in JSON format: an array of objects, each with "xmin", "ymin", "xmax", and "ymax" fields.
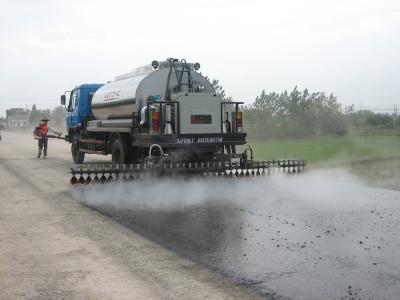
[{"xmin": 62, "ymin": 58, "xmax": 304, "ymax": 184}]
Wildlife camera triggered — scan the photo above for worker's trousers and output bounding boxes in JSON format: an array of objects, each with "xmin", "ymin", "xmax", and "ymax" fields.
[{"xmin": 38, "ymin": 138, "xmax": 48, "ymax": 157}]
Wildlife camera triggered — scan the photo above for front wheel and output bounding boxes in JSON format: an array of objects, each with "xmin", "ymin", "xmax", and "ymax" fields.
[{"xmin": 71, "ymin": 134, "xmax": 85, "ymax": 164}]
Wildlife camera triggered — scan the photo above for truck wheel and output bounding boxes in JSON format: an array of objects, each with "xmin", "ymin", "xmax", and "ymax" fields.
[
  {"xmin": 71, "ymin": 134, "xmax": 85, "ymax": 164},
  {"xmin": 111, "ymin": 139, "xmax": 126, "ymax": 164}
]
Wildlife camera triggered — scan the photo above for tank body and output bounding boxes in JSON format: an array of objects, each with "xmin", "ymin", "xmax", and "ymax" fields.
[{"xmin": 91, "ymin": 61, "xmax": 215, "ymax": 120}]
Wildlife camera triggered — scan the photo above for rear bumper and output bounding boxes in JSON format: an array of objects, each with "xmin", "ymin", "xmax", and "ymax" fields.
[{"xmin": 131, "ymin": 133, "xmax": 247, "ymax": 149}]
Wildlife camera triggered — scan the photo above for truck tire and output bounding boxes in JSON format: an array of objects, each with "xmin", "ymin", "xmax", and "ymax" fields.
[
  {"xmin": 71, "ymin": 134, "xmax": 85, "ymax": 164},
  {"xmin": 111, "ymin": 138, "xmax": 126, "ymax": 164}
]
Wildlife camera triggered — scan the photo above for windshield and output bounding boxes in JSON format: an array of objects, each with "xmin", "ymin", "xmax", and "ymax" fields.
[{"xmin": 68, "ymin": 90, "xmax": 78, "ymax": 112}]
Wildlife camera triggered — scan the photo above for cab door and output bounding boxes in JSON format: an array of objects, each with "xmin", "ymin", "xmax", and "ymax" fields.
[{"xmin": 67, "ymin": 89, "xmax": 80, "ymax": 128}]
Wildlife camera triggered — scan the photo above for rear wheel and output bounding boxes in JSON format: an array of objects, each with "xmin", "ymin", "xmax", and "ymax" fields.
[{"xmin": 71, "ymin": 133, "xmax": 85, "ymax": 164}]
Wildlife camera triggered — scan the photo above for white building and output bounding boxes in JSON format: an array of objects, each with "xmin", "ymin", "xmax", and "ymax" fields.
[{"xmin": 6, "ymin": 108, "xmax": 30, "ymax": 127}]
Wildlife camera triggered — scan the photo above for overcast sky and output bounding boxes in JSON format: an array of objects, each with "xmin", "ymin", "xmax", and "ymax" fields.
[{"xmin": 1, "ymin": 0, "xmax": 399, "ymax": 117}]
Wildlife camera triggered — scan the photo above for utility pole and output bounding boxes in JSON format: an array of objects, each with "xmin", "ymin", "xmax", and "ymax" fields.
[{"xmin": 394, "ymin": 104, "xmax": 398, "ymax": 129}]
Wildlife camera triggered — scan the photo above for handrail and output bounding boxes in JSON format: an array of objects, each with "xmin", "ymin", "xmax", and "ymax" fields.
[
  {"xmin": 146, "ymin": 101, "xmax": 180, "ymax": 134},
  {"xmin": 220, "ymin": 101, "xmax": 244, "ymax": 133}
]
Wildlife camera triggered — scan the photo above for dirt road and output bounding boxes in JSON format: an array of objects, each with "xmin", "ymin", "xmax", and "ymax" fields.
[{"xmin": 0, "ymin": 130, "xmax": 260, "ymax": 300}]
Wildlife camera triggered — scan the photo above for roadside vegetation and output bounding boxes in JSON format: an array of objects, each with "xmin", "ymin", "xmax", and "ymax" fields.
[
  {"xmin": 239, "ymin": 86, "xmax": 400, "ymax": 164},
  {"xmin": 248, "ymin": 135, "xmax": 400, "ymax": 163}
]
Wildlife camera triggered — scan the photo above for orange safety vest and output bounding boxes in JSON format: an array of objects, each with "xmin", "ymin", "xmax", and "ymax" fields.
[{"xmin": 36, "ymin": 124, "xmax": 49, "ymax": 139}]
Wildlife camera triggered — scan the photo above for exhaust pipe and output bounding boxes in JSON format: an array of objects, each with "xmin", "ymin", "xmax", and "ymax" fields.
[
  {"xmin": 140, "ymin": 105, "xmax": 155, "ymax": 127},
  {"xmin": 164, "ymin": 105, "xmax": 174, "ymax": 135}
]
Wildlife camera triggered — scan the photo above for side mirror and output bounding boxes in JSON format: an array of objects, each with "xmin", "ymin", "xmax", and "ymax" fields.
[{"xmin": 61, "ymin": 95, "xmax": 66, "ymax": 106}]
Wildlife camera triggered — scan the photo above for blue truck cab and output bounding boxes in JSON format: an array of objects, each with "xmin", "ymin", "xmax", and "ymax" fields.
[
  {"xmin": 63, "ymin": 84, "xmax": 104, "ymax": 131},
  {"xmin": 61, "ymin": 83, "xmax": 104, "ymax": 164}
]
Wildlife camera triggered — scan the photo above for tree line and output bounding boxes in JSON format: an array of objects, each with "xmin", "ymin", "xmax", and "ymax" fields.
[
  {"xmin": 210, "ymin": 79, "xmax": 400, "ymax": 138},
  {"xmin": 242, "ymin": 87, "xmax": 400, "ymax": 139},
  {"xmin": 243, "ymin": 87, "xmax": 351, "ymax": 138},
  {"xmin": 208, "ymin": 82, "xmax": 397, "ymax": 139}
]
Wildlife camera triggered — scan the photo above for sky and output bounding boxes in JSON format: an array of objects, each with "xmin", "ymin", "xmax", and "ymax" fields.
[{"xmin": 0, "ymin": 0, "xmax": 399, "ymax": 117}]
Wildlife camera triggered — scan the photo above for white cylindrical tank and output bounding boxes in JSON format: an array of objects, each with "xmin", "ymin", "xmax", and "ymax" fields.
[
  {"xmin": 91, "ymin": 60, "xmax": 215, "ymax": 120},
  {"xmin": 91, "ymin": 74, "xmax": 146, "ymax": 120}
]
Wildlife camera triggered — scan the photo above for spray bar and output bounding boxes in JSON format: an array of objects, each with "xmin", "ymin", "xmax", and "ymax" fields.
[{"xmin": 69, "ymin": 160, "xmax": 306, "ymax": 185}]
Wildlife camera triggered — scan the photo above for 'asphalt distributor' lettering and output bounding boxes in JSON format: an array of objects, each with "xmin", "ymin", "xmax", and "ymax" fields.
[
  {"xmin": 197, "ymin": 137, "xmax": 223, "ymax": 143},
  {"xmin": 177, "ymin": 137, "xmax": 223, "ymax": 144},
  {"xmin": 177, "ymin": 138, "xmax": 195, "ymax": 144}
]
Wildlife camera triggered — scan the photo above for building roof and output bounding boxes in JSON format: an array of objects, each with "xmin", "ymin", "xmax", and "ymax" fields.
[{"xmin": 6, "ymin": 108, "xmax": 30, "ymax": 117}]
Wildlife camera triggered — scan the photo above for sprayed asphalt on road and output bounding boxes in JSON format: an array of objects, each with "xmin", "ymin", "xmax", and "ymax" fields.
[{"xmin": 72, "ymin": 158, "xmax": 400, "ymax": 299}]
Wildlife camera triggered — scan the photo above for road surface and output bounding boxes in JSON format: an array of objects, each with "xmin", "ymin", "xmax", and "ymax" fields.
[
  {"xmin": 0, "ymin": 130, "xmax": 260, "ymax": 300},
  {"xmin": 2, "ymin": 130, "xmax": 400, "ymax": 300}
]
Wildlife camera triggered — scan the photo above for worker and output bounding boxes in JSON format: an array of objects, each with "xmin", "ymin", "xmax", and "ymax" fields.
[
  {"xmin": 34, "ymin": 117, "xmax": 59, "ymax": 159},
  {"xmin": 35, "ymin": 118, "xmax": 49, "ymax": 158},
  {"xmin": 33, "ymin": 117, "xmax": 61, "ymax": 158}
]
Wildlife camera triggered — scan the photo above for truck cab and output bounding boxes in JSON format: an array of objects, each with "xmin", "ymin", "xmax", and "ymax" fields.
[{"xmin": 62, "ymin": 84, "xmax": 104, "ymax": 131}]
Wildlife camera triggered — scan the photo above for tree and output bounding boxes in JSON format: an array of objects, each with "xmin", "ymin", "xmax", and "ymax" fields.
[
  {"xmin": 29, "ymin": 104, "xmax": 38, "ymax": 125},
  {"xmin": 205, "ymin": 77, "xmax": 232, "ymax": 101},
  {"xmin": 349, "ymin": 110, "xmax": 394, "ymax": 129},
  {"xmin": 51, "ymin": 106, "xmax": 67, "ymax": 129},
  {"xmin": 29, "ymin": 104, "xmax": 51, "ymax": 126},
  {"xmin": 243, "ymin": 87, "xmax": 348, "ymax": 138}
]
